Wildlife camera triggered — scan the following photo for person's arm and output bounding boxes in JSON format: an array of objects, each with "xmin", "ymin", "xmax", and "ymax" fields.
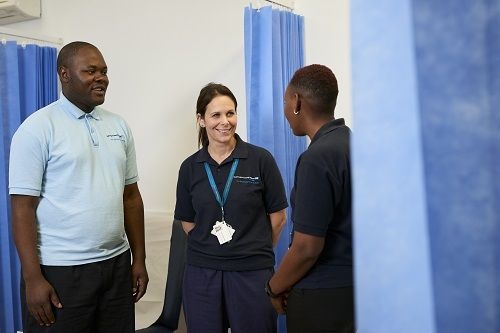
[
  {"xmin": 123, "ymin": 182, "xmax": 149, "ymax": 302},
  {"xmin": 269, "ymin": 209, "xmax": 287, "ymax": 246},
  {"xmin": 268, "ymin": 230, "xmax": 325, "ymax": 313},
  {"xmin": 11, "ymin": 194, "xmax": 62, "ymax": 326},
  {"xmin": 181, "ymin": 221, "xmax": 195, "ymax": 234}
]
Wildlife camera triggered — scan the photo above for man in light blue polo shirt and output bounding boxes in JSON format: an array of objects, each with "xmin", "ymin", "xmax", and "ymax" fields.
[{"xmin": 9, "ymin": 41, "xmax": 148, "ymax": 332}]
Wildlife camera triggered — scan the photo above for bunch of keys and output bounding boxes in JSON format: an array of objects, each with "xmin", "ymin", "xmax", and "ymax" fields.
[{"xmin": 211, "ymin": 220, "xmax": 235, "ymax": 245}]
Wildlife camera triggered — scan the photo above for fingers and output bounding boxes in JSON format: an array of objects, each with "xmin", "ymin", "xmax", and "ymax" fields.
[
  {"xmin": 271, "ymin": 292, "xmax": 289, "ymax": 314},
  {"xmin": 26, "ymin": 278, "xmax": 61, "ymax": 326},
  {"xmin": 50, "ymin": 291, "xmax": 63, "ymax": 309},
  {"xmin": 29, "ymin": 302, "xmax": 55, "ymax": 326},
  {"xmin": 133, "ymin": 275, "xmax": 149, "ymax": 302},
  {"xmin": 130, "ymin": 261, "xmax": 149, "ymax": 302},
  {"xmin": 270, "ymin": 296, "xmax": 287, "ymax": 314},
  {"xmin": 276, "ymin": 299, "xmax": 286, "ymax": 314}
]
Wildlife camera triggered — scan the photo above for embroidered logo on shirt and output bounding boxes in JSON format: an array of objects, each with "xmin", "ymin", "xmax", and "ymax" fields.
[
  {"xmin": 234, "ymin": 175, "xmax": 260, "ymax": 185},
  {"xmin": 107, "ymin": 134, "xmax": 125, "ymax": 142}
]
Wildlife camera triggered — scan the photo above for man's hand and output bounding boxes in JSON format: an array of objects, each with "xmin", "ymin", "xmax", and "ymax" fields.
[
  {"xmin": 131, "ymin": 260, "xmax": 148, "ymax": 302},
  {"xmin": 25, "ymin": 276, "xmax": 62, "ymax": 326}
]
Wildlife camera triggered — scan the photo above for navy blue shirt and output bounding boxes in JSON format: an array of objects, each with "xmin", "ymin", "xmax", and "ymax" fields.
[
  {"xmin": 175, "ymin": 134, "xmax": 288, "ymax": 271},
  {"xmin": 292, "ymin": 119, "xmax": 353, "ymax": 288}
]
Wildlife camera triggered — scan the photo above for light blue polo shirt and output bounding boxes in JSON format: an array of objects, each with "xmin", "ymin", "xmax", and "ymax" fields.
[{"xmin": 9, "ymin": 94, "xmax": 138, "ymax": 265}]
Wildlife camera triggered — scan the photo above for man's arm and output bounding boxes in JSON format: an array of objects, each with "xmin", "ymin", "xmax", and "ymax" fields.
[
  {"xmin": 268, "ymin": 231, "xmax": 324, "ymax": 313},
  {"xmin": 269, "ymin": 209, "xmax": 287, "ymax": 246},
  {"xmin": 11, "ymin": 194, "xmax": 62, "ymax": 326},
  {"xmin": 123, "ymin": 182, "xmax": 149, "ymax": 302}
]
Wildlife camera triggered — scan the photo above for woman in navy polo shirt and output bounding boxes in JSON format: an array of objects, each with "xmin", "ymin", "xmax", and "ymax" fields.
[
  {"xmin": 174, "ymin": 83, "xmax": 288, "ymax": 333},
  {"xmin": 267, "ymin": 64, "xmax": 355, "ymax": 332}
]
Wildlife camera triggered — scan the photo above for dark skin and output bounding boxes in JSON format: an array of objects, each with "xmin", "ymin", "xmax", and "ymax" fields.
[
  {"xmin": 11, "ymin": 45, "xmax": 148, "ymax": 326},
  {"xmin": 268, "ymin": 86, "xmax": 334, "ymax": 313},
  {"xmin": 59, "ymin": 45, "xmax": 109, "ymax": 113},
  {"xmin": 269, "ymin": 232, "xmax": 325, "ymax": 313},
  {"xmin": 11, "ymin": 195, "xmax": 61, "ymax": 326},
  {"xmin": 123, "ymin": 183, "xmax": 149, "ymax": 302},
  {"xmin": 11, "ymin": 184, "xmax": 149, "ymax": 326}
]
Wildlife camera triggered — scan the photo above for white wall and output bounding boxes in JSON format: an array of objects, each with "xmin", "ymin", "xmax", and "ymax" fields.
[
  {"xmin": 297, "ymin": 0, "xmax": 352, "ymax": 126},
  {"xmin": 3, "ymin": 0, "xmax": 350, "ymax": 216}
]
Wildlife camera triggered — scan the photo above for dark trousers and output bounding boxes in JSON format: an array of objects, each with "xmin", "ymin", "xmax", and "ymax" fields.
[
  {"xmin": 183, "ymin": 265, "xmax": 277, "ymax": 333},
  {"xmin": 286, "ymin": 286, "xmax": 355, "ymax": 333},
  {"xmin": 21, "ymin": 250, "xmax": 134, "ymax": 333}
]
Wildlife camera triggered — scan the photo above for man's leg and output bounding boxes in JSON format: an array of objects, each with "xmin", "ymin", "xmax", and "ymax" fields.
[
  {"xmin": 95, "ymin": 250, "xmax": 134, "ymax": 333},
  {"xmin": 20, "ymin": 263, "xmax": 103, "ymax": 333}
]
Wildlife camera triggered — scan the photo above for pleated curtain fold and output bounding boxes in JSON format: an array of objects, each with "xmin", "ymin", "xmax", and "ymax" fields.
[
  {"xmin": 244, "ymin": 6, "xmax": 305, "ymax": 333},
  {"xmin": 0, "ymin": 41, "xmax": 58, "ymax": 333}
]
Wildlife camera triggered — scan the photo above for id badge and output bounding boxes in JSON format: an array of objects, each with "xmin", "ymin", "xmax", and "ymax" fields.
[{"xmin": 211, "ymin": 220, "xmax": 235, "ymax": 245}]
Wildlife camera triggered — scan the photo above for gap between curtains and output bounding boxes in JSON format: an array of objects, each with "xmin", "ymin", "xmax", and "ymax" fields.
[
  {"xmin": 0, "ymin": 41, "xmax": 58, "ymax": 333},
  {"xmin": 244, "ymin": 6, "xmax": 305, "ymax": 333}
]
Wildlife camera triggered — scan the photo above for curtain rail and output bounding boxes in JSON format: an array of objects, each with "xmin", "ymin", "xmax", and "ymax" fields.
[
  {"xmin": 0, "ymin": 27, "xmax": 62, "ymax": 46},
  {"xmin": 252, "ymin": 0, "xmax": 294, "ymax": 11},
  {"xmin": 264, "ymin": 0, "xmax": 294, "ymax": 10}
]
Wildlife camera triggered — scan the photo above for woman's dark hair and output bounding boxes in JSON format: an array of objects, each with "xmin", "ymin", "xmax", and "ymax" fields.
[
  {"xmin": 196, "ymin": 82, "xmax": 238, "ymax": 148},
  {"xmin": 288, "ymin": 64, "xmax": 339, "ymax": 116}
]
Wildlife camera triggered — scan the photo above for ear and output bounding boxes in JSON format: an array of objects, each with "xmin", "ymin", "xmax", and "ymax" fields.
[
  {"xmin": 58, "ymin": 66, "xmax": 70, "ymax": 83},
  {"xmin": 294, "ymin": 92, "xmax": 302, "ymax": 111},
  {"xmin": 197, "ymin": 113, "xmax": 205, "ymax": 127}
]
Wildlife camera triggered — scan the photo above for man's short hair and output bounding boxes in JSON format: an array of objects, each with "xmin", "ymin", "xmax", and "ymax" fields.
[
  {"xmin": 57, "ymin": 41, "xmax": 97, "ymax": 70},
  {"xmin": 289, "ymin": 64, "xmax": 339, "ymax": 115}
]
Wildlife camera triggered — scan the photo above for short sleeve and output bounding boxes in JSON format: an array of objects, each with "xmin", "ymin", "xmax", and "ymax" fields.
[
  {"xmin": 123, "ymin": 121, "xmax": 139, "ymax": 185},
  {"xmin": 292, "ymin": 158, "xmax": 338, "ymax": 237},
  {"xmin": 261, "ymin": 151, "xmax": 288, "ymax": 214},
  {"xmin": 9, "ymin": 127, "xmax": 47, "ymax": 196},
  {"xmin": 174, "ymin": 160, "xmax": 196, "ymax": 222}
]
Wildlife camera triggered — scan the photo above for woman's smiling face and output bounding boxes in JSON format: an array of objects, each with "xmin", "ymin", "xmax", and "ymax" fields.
[{"xmin": 198, "ymin": 95, "xmax": 237, "ymax": 146}]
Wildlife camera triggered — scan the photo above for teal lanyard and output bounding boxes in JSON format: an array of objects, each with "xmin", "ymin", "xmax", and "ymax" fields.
[{"xmin": 204, "ymin": 158, "xmax": 239, "ymax": 221}]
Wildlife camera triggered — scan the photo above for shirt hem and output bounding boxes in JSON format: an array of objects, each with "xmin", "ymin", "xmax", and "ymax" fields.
[{"xmin": 39, "ymin": 245, "xmax": 130, "ymax": 266}]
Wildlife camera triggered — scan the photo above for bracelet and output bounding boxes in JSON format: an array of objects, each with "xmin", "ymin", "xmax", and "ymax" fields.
[{"xmin": 265, "ymin": 279, "xmax": 280, "ymax": 298}]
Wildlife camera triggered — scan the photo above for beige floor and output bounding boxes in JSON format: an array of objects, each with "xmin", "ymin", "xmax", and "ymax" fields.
[{"xmin": 135, "ymin": 212, "xmax": 187, "ymax": 331}]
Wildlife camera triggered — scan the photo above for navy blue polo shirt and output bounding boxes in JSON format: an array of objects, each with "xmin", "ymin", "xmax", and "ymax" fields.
[
  {"xmin": 175, "ymin": 134, "xmax": 288, "ymax": 271},
  {"xmin": 291, "ymin": 118, "xmax": 353, "ymax": 289}
]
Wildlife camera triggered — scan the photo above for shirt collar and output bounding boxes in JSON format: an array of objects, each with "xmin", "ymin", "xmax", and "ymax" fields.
[
  {"xmin": 58, "ymin": 93, "xmax": 101, "ymax": 120},
  {"xmin": 310, "ymin": 118, "xmax": 346, "ymax": 145},
  {"xmin": 196, "ymin": 133, "xmax": 249, "ymax": 164}
]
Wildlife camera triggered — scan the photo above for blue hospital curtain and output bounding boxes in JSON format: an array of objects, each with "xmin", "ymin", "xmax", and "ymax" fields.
[
  {"xmin": 351, "ymin": 0, "xmax": 500, "ymax": 332},
  {"xmin": 0, "ymin": 41, "xmax": 58, "ymax": 333},
  {"xmin": 244, "ymin": 6, "xmax": 305, "ymax": 333}
]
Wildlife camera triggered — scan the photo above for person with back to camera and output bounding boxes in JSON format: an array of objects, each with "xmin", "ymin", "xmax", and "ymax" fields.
[
  {"xmin": 9, "ymin": 41, "xmax": 148, "ymax": 332},
  {"xmin": 174, "ymin": 82, "xmax": 288, "ymax": 333},
  {"xmin": 266, "ymin": 64, "xmax": 355, "ymax": 333}
]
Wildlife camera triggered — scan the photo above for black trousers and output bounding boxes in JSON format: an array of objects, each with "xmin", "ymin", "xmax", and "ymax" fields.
[
  {"xmin": 286, "ymin": 286, "xmax": 355, "ymax": 333},
  {"xmin": 21, "ymin": 250, "xmax": 134, "ymax": 333},
  {"xmin": 183, "ymin": 265, "xmax": 277, "ymax": 333}
]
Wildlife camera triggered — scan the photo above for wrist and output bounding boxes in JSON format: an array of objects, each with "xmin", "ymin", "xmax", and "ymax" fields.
[
  {"xmin": 130, "ymin": 248, "xmax": 146, "ymax": 262},
  {"xmin": 21, "ymin": 264, "xmax": 43, "ymax": 282},
  {"xmin": 265, "ymin": 278, "xmax": 280, "ymax": 298}
]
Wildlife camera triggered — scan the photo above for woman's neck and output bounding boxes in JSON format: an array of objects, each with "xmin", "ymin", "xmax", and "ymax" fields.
[
  {"xmin": 207, "ymin": 138, "xmax": 237, "ymax": 164},
  {"xmin": 307, "ymin": 115, "xmax": 335, "ymax": 140}
]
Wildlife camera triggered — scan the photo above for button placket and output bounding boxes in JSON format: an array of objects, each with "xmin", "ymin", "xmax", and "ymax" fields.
[{"xmin": 84, "ymin": 114, "xmax": 99, "ymax": 147}]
